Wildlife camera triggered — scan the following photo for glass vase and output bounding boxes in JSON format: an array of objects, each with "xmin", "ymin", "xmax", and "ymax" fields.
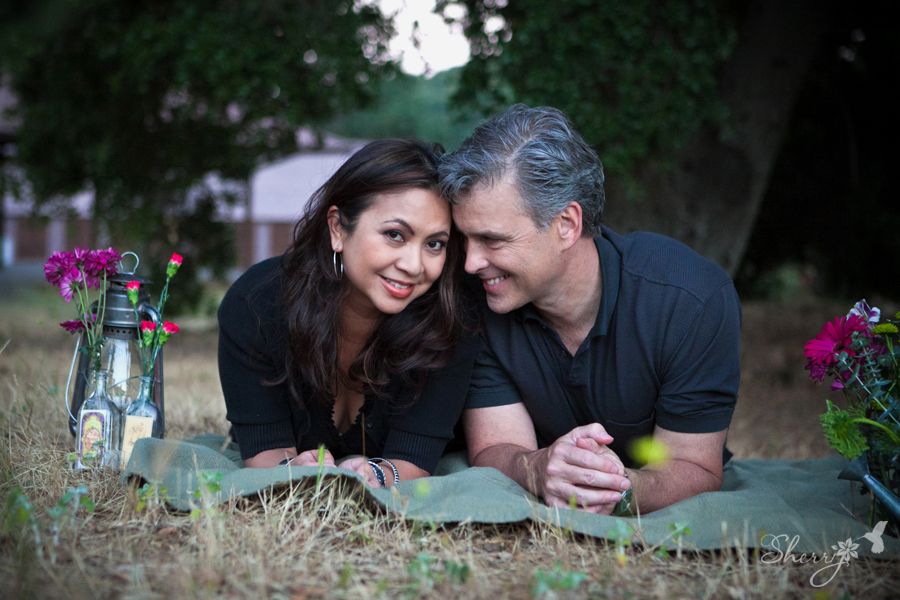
[
  {"xmin": 121, "ymin": 375, "xmax": 161, "ymax": 467},
  {"xmin": 75, "ymin": 369, "xmax": 120, "ymax": 470}
]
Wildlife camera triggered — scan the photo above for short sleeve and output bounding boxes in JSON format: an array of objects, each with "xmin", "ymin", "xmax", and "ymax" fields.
[
  {"xmin": 655, "ymin": 282, "xmax": 742, "ymax": 433},
  {"xmin": 464, "ymin": 339, "xmax": 522, "ymax": 409},
  {"xmin": 217, "ymin": 272, "xmax": 299, "ymax": 459}
]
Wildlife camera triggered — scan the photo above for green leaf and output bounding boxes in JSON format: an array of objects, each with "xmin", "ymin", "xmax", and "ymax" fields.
[{"xmin": 820, "ymin": 400, "xmax": 869, "ymax": 459}]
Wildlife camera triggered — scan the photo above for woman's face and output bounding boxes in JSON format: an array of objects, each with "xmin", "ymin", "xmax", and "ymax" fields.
[{"xmin": 328, "ymin": 188, "xmax": 451, "ymax": 318}]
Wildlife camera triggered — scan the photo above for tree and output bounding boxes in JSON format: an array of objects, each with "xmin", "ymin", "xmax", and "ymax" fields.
[
  {"xmin": 326, "ymin": 68, "xmax": 486, "ymax": 151},
  {"xmin": 439, "ymin": 0, "xmax": 833, "ymax": 275},
  {"xmin": 0, "ymin": 0, "xmax": 395, "ymax": 306}
]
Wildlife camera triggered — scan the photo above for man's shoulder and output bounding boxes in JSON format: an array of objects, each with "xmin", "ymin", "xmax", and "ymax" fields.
[{"xmin": 604, "ymin": 227, "xmax": 732, "ymax": 302}]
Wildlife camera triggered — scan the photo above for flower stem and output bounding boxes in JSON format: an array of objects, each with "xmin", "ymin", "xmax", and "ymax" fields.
[{"xmin": 850, "ymin": 417, "xmax": 900, "ymax": 446}]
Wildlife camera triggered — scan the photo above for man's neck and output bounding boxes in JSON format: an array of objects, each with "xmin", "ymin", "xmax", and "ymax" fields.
[{"xmin": 533, "ymin": 236, "xmax": 602, "ymax": 355}]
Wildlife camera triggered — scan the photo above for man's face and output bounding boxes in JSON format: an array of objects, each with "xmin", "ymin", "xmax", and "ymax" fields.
[{"xmin": 452, "ymin": 176, "xmax": 561, "ymax": 314}]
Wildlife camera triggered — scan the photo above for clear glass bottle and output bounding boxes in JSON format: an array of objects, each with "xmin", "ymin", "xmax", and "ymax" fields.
[
  {"xmin": 75, "ymin": 369, "xmax": 119, "ymax": 469},
  {"xmin": 121, "ymin": 375, "xmax": 161, "ymax": 467}
]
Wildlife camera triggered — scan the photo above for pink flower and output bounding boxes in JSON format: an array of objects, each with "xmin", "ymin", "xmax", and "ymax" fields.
[
  {"xmin": 59, "ymin": 277, "xmax": 79, "ymax": 303},
  {"xmin": 59, "ymin": 320, "xmax": 85, "ymax": 333},
  {"xmin": 126, "ymin": 280, "xmax": 141, "ymax": 306},
  {"xmin": 159, "ymin": 320, "xmax": 179, "ymax": 345},
  {"xmin": 166, "ymin": 252, "xmax": 183, "ymax": 278},
  {"xmin": 804, "ymin": 315, "xmax": 870, "ymax": 381},
  {"xmin": 140, "ymin": 320, "xmax": 156, "ymax": 346}
]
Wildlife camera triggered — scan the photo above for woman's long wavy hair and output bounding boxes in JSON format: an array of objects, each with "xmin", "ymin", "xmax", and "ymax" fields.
[{"xmin": 278, "ymin": 138, "xmax": 465, "ymax": 407}]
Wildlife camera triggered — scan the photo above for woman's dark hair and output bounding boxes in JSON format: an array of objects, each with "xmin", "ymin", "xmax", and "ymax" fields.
[{"xmin": 278, "ymin": 138, "xmax": 464, "ymax": 406}]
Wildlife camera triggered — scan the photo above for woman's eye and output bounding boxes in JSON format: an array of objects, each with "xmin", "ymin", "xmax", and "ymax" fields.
[
  {"xmin": 385, "ymin": 230, "xmax": 404, "ymax": 242},
  {"xmin": 426, "ymin": 240, "xmax": 447, "ymax": 252}
]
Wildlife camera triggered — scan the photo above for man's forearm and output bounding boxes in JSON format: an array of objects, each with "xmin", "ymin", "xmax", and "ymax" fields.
[
  {"xmin": 626, "ymin": 459, "xmax": 722, "ymax": 513},
  {"xmin": 471, "ymin": 443, "xmax": 548, "ymax": 497}
]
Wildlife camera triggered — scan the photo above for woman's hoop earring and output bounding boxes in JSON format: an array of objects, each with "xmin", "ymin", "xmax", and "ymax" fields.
[{"xmin": 333, "ymin": 251, "xmax": 344, "ymax": 279}]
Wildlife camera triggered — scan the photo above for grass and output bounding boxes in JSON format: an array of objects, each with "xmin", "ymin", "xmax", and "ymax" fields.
[{"xmin": 1, "ymin": 284, "xmax": 898, "ymax": 598}]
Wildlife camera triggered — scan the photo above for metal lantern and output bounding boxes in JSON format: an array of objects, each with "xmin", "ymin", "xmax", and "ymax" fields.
[{"xmin": 66, "ymin": 259, "xmax": 166, "ymax": 437}]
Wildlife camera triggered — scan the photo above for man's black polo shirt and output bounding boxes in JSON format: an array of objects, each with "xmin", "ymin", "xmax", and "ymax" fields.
[{"xmin": 466, "ymin": 226, "xmax": 741, "ymax": 466}]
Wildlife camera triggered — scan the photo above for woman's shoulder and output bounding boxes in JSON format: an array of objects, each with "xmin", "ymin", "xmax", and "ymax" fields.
[{"xmin": 218, "ymin": 257, "xmax": 286, "ymax": 328}]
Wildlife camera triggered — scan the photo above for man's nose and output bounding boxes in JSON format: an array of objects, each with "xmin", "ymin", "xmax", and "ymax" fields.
[{"xmin": 463, "ymin": 240, "xmax": 487, "ymax": 274}]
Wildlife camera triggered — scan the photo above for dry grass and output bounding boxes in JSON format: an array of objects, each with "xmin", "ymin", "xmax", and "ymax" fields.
[{"xmin": 1, "ymin": 285, "xmax": 898, "ymax": 598}]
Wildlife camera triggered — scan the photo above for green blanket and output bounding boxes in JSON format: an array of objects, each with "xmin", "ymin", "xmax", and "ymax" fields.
[{"xmin": 124, "ymin": 435, "xmax": 899, "ymax": 556}]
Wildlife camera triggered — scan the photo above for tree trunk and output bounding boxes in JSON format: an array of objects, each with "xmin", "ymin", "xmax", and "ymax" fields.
[{"xmin": 606, "ymin": 0, "xmax": 833, "ymax": 275}]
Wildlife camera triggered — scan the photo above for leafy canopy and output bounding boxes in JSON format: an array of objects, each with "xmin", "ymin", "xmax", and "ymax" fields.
[{"xmin": 437, "ymin": 0, "xmax": 736, "ymax": 173}]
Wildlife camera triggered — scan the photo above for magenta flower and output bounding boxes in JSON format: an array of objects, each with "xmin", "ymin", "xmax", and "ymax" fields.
[
  {"xmin": 84, "ymin": 247, "xmax": 121, "ymax": 279},
  {"xmin": 59, "ymin": 320, "xmax": 85, "ymax": 333},
  {"xmin": 58, "ymin": 277, "xmax": 79, "ymax": 303},
  {"xmin": 43, "ymin": 251, "xmax": 78, "ymax": 287},
  {"xmin": 804, "ymin": 315, "xmax": 870, "ymax": 381}
]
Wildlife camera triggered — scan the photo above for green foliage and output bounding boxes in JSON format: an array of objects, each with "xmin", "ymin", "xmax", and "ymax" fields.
[
  {"xmin": 820, "ymin": 399, "xmax": 868, "ymax": 460},
  {"xmin": 134, "ymin": 481, "xmax": 170, "ymax": 513},
  {"xmin": 326, "ymin": 69, "xmax": 486, "ymax": 151},
  {"xmin": 2, "ymin": 486, "xmax": 95, "ymax": 564},
  {"xmin": 439, "ymin": 0, "xmax": 736, "ymax": 173},
  {"xmin": 0, "ymin": 0, "xmax": 396, "ymax": 309},
  {"xmin": 406, "ymin": 552, "xmax": 471, "ymax": 592},
  {"xmin": 190, "ymin": 469, "xmax": 223, "ymax": 520},
  {"xmin": 531, "ymin": 563, "xmax": 587, "ymax": 597}
]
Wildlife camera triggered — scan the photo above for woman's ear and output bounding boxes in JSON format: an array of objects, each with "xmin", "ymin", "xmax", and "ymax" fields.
[{"xmin": 326, "ymin": 205, "xmax": 343, "ymax": 252}]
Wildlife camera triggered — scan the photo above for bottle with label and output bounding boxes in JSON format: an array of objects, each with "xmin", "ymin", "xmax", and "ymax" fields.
[
  {"xmin": 121, "ymin": 375, "xmax": 161, "ymax": 467},
  {"xmin": 75, "ymin": 369, "xmax": 119, "ymax": 469}
]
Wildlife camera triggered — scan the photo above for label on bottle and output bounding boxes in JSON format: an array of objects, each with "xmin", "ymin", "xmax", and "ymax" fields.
[
  {"xmin": 121, "ymin": 416, "xmax": 154, "ymax": 466},
  {"xmin": 77, "ymin": 409, "xmax": 109, "ymax": 467}
]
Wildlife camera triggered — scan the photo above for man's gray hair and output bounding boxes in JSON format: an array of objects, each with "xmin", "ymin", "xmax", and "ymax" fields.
[{"xmin": 439, "ymin": 104, "xmax": 605, "ymax": 235}]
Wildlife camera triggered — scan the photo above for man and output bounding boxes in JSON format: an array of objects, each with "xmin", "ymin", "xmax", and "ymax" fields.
[{"xmin": 439, "ymin": 104, "xmax": 741, "ymax": 515}]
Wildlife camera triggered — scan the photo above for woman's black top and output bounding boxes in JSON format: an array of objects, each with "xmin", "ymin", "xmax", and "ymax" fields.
[{"xmin": 217, "ymin": 257, "xmax": 479, "ymax": 473}]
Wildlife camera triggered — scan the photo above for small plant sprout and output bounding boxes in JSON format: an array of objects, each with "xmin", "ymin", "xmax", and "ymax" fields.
[{"xmin": 531, "ymin": 563, "xmax": 588, "ymax": 598}]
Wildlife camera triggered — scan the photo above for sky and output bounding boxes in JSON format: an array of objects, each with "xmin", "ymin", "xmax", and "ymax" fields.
[{"xmin": 376, "ymin": 0, "xmax": 470, "ymax": 76}]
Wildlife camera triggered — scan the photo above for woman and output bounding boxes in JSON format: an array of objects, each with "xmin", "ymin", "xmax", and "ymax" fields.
[{"xmin": 217, "ymin": 139, "xmax": 477, "ymax": 487}]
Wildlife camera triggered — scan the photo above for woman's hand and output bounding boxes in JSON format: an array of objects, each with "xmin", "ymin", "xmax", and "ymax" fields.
[
  {"xmin": 288, "ymin": 448, "xmax": 336, "ymax": 467},
  {"xmin": 337, "ymin": 456, "xmax": 385, "ymax": 487}
]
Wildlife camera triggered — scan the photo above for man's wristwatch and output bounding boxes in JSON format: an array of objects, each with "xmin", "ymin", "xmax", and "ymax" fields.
[{"xmin": 613, "ymin": 487, "xmax": 634, "ymax": 516}]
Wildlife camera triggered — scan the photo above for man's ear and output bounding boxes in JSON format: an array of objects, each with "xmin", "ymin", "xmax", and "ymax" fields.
[
  {"xmin": 326, "ymin": 206, "xmax": 344, "ymax": 252},
  {"xmin": 555, "ymin": 201, "xmax": 583, "ymax": 248}
]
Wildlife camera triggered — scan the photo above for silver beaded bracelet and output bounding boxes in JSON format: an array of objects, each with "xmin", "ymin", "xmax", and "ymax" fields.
[
  {"xmin": 367, "ymin": 460, "xmax": 386, "ymax": 486},
  {"xmin": 369, "ymin": 457, "xmax": 399, "ymax": 487}
]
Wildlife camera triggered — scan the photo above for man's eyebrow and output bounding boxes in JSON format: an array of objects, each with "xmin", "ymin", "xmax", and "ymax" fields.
[{"xmin": 469, "ymin": 229, "xmax": 511, "ymax": 240}]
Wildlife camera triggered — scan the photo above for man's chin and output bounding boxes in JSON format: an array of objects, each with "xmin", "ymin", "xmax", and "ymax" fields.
[{"xmin": 486, "ymin": 294, "xmax": 525, "ymax": 314}]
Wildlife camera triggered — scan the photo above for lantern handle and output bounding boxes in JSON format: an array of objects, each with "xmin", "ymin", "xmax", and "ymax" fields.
[
  {"xmin": 64, "ymin": 335, "xmax": 80, "ymax": 423},
  {"xmin": 118, "ymin": 251, "xmax": 140, "ymax": 275}
]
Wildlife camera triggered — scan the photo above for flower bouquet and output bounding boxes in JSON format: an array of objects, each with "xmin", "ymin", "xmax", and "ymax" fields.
[
  {"xmin": 44, "ymin": 247, "xmax": 122, "ymax": 369},
  {"xmin": 804, "ymin": 300, "xmax": 900, "ymax": 534}
]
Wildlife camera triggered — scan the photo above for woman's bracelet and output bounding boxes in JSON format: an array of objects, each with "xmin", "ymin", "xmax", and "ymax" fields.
[
  {"xmin": 369, "ymin": 457, "xmax": 400, "ymax": 487},
  {"xmin": 367, "ymin": 460, "xmax": 386, "ymax": 486}
]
